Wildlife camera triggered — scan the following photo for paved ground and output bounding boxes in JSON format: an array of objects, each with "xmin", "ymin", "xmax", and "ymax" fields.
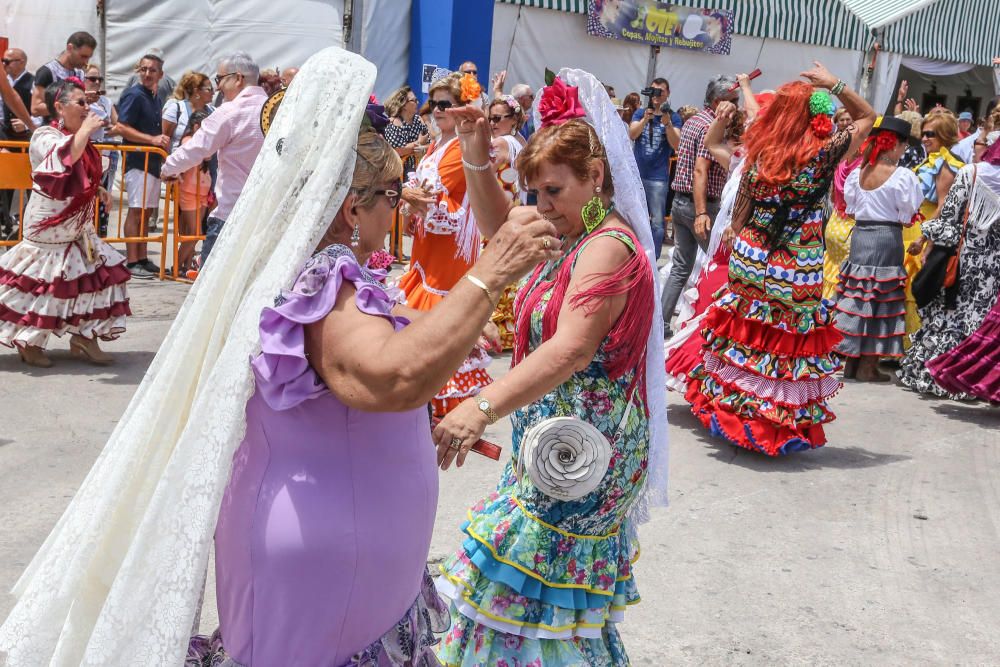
[{"xmin": 2, "ymin": 277, "xmax": 999, "ymax": 665}]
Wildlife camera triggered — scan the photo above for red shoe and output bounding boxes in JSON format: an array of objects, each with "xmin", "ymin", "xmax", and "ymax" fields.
[{"xmin": 185, "ymin": 269, "xmax": 199, "ymax": 280}]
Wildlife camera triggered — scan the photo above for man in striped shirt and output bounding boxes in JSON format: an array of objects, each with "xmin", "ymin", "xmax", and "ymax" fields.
[{"xmin": 661, "ymin": 74, "xmax": 739, "ymax": 335}]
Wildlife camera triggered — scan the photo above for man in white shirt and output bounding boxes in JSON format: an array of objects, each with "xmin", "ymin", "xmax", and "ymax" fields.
[{"xmin": 161, "ymin": 52, "xmax": 267, "ymax": 266}]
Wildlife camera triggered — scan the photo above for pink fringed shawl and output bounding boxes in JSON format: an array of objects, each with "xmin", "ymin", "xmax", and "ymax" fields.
[{"xmin": 512, "ymin": 226, "xmax": 654, "ymax": 397}]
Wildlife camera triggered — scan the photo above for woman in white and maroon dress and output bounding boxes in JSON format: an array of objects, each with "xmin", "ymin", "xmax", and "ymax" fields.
[{"xmin": 0, "ymin": 78, "xmax": 130, "ymax": 367}]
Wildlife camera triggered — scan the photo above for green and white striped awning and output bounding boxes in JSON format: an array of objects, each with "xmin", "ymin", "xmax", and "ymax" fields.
[
  {"xmin": 880, "ymin": 0, "xmax": 1000, "ymax": 67},
  {"xmin": 496, "ymin": 0, "xmax": 1000, "ymax": 66},
  {"xmin": 838, "ymin": 0, "xmax": 942, "ymax": 29}
]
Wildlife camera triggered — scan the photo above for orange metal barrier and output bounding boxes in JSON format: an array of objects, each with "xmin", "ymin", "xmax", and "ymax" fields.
[{"xmin": 0, "ymin": 140, "xmax": 177, "ymax": 281}]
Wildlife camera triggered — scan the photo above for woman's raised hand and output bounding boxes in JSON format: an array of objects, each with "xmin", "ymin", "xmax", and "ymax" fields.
[
  {"xmin": 800, "ymin": 61, "xmax": 838, "ymax": 90},
  {"xmin": 475, "ymin": 207, "xmax": 562, "ymax": 286},
  {"xmin": 80, "ymin": 111, "xmax": 105, "ymax": 136},
  {"xmin": 448, "ymin": 105, "xmax": 492, "ymax": 164}
]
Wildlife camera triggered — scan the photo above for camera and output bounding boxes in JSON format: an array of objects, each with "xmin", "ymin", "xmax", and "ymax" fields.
[
  {"xmin": 659, "ymin": 102, "xmax": 673, "ymax": 116},
  {"xmin": 640, "ymin": 86, "xmax": 663, "ymax": 108}
]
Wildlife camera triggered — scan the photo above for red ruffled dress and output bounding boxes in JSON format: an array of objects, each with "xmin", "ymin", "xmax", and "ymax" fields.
[
  {"xmin": 0, "ymin": 126, "xmax": 130, "ymax": 349},
  {"xmin": 685, "ymin": 130, "xmax": 851, "ymax": 456}
]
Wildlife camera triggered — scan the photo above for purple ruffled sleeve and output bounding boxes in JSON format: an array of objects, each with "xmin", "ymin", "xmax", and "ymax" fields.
[{"xmin": 251, "ymin": 245, "xmax": 409, "ymax": 411}]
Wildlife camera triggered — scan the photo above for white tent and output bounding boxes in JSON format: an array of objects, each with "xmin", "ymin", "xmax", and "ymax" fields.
[
  {"xmin": 491, "ymin": 0, "xmax": 1000, "ymax": 115},
  {"xmin": 1, "ymin": 0, "xmax": 411, "ymax": 102}
]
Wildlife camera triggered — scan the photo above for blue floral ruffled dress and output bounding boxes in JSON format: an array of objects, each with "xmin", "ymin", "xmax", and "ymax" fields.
[{"xmin": 436, "ymin": 228, "xmax": 653, "ymax": 666}]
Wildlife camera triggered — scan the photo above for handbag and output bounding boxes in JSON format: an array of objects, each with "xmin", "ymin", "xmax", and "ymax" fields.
[
  {"xmin": 516, "ymin": 390, "xmax": 636, "ymax": 501},
  {"xmin": 911, "ymin": 165, "xmax": 975, "ymax": 308}
]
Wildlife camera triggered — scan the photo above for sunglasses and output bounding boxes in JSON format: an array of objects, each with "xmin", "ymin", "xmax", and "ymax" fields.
[
  {"xmin": 215, "ymin": 72, "xmax": 239, "ymax": 85},
  {"xmin": 429, "ymin": 100, "xmax": 454, "ymax": 112},
  {"xmin": 462, "ymin": 69, "xmax": 478, "ymax": 76},
  {"xmin": 85, "ymin": 75, "xmax": 104, "ymax": 83},
  {"xmin": 374, "ymin": 185, "xmax": 402, "ymax": 208},
  {"xmin": 67, "ymin": 99, "xmax": 88, "ymax": 108},
  {"xmin": 489, "ymin": 113, "xmax": 514, "ymax": 123},
  {"xmin": 2, "ymin": 58, "xmax": 24, "ymax": 65},
  {"xmin": 921, "ymin": 130, "xmax": 937, "ymax": 138}
]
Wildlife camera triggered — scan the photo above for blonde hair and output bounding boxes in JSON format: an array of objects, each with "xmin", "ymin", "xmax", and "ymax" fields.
[
  {"xmin": 922, "ymin": 113, "xmax": 959, "ymax": 148},
  {"xmin": 833, "ymin": 108, "xmax": 852, "ymax": 124},
  {"xmin": 677, "ymin": 105, "xmax": 698, "ymax": 123},
  {"xmin": 172, "ymin": 71, "xmax": 210, "ymax": 100},
  {"xmin": 385, "ymin": 85, "xmax": 413, "ymax": 119},
  {"xmin": 351, "ymin": 129, "xmax": 403, "ymax": 208},
  {"xmin": 896, "ymin": 110, "xmax": 922, "ymax": 140},
  {"xmin": 428, "ymin": 73, "xmax": 463, "ymax": 104}
]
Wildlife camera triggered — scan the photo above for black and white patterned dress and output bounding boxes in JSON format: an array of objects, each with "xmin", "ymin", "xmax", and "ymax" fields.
[
  {"xmin": 384, "ymin": 116, "xmax": 427, "ymax": 175},
  {"xmin": 898, "ymin": 163, "xmax": 1000, "ymax": 399}
]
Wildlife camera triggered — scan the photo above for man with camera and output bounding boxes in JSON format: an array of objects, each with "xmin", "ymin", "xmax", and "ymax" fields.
[{"xmin": 629, "ymin": 77, "xmax": 681, "ymax": 260}]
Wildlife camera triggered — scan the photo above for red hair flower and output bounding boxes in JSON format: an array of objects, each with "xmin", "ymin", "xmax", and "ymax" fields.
[
  {"xmin": 538, "ymin": 76, "xmax": 586, "ymax": 128},
  {"xmin": 810, "ymin": 113, "xmax": 833, "ymax": 138}
]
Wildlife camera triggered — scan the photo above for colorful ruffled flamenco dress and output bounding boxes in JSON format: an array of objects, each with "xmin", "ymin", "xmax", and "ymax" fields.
[
  {"xmin": 0, "ymin": 126, "xmax": 130, "ymax": 349},
  {"xmin": 685, "ymin": 130, "xmax": 851, "ymax": 456},
  {"xmin": 436, "ymin": 228, "xmax": 654, "ymax": 665},
  {"xmin": 397, "ymin": 136, "xmax": 492, "ymax": 416}
]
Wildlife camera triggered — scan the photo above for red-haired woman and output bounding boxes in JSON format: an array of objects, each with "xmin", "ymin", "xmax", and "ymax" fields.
[{"xmin": 685, "ymin": 62, "xmax": 875, "ymax": 456}]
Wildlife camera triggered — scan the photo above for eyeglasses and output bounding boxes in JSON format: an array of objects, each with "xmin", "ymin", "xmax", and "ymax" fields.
[
  {"xmin": 462, "ymin": 69, "xmax": 478, "ymax": 76},
  {"xmin": 85, "ymin": 75, "xmax": 104, "ymax": 83},
  {"xmin": 429, "ymin": 100, "xmax": 454, "ymax": 112},
  {"xmin": 1, "ymin": 58, "xmax": 24, "ymax": 65},
  {"xmin": 137, "ymin": 67, "xmax": 160, "ymax": 74},
  {"xmin": 921, "ymin": 130, "xmax": 937, "ymax": 138},
  {"xmin": 374, "ymin": 185, "xmax": 402, "ymax": 208},
  {"xmin": 489, "ymin": 113, "xmax": 514, "ymax": 123},
  {"xmin": 215, "ymin": 72, "xmax": 239, "ymax": 85}
]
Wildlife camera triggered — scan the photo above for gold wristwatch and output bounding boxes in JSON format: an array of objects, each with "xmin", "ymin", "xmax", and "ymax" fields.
[{"xmin": 477, "ymin": 397, "xmax": 500, "ymax": 425}]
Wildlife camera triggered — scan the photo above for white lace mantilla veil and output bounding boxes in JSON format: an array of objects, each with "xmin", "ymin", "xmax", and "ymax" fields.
[
  {"xmin": 0, "ymin": 47, "xmax": 374, "ymax": 666},
  {"xmin": 533, "ymin": 68, "xmax": 670, "ymax": 523}
]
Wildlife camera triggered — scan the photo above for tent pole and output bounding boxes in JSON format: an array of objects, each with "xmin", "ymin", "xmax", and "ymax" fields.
[
  {"xmin": 344, "ymin": 0, "xmax": 365, "ymax": 54},
  {"xmin": 99, "ymin": 0, "xmax": 107, "ymax": 75},
  {"xmin": 646, "ymin": 45, "xmax": 659, "ymax": 87}
]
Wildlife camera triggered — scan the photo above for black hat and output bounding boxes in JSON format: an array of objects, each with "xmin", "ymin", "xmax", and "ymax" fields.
[{"xmin": 872, "ymin": 115, "xmax": 912, "ymax": 141}]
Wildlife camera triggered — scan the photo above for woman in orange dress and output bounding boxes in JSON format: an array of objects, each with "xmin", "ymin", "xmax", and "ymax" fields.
[{"xmin": 398, "ymin": 72, "xmax": 492, "ymax": 416}]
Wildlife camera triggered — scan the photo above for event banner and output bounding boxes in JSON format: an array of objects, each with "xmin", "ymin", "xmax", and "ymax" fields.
[{"xmin": 587, "ymin": 1, "xmax": 734, "ymax": 55}]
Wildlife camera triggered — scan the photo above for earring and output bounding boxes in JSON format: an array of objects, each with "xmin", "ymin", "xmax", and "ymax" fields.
[
  {"xmin": 350, "ymin": 224, "xmax": 361, "ymax": 248},
  {"xmin": 581, "ymin": 189, "xmax": 607, "ymax": 234}
]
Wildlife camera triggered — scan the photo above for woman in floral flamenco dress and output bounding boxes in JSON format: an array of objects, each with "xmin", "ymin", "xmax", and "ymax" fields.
[
  {"xmin": 685, "ymin": 63, "xmax": 875, "ymax": 456},
  {"xmin": 430, "ymin": 70, "xmax": 669, "ymax": 665},
  {"xmin": 0, "ymin": 79, "xmax": 129, "ymax": 367},
  {"xmin": 398, "ymin": 71, "xmax": 493, "ymax": 416}
]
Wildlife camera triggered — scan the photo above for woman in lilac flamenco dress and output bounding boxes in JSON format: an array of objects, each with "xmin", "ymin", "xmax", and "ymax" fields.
[
  {"xmin": 199, "ymin": 128, "xmax": 560, "ymax": 665},
  {"xmin": 0, "ymin": 49, "xmax": 561, "ymax": 667}
]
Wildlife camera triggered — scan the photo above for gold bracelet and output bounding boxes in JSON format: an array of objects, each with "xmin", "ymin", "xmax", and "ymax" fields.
[{"xmin": 465, "ymin": 274, "xmax": 495, "ymax": 305}]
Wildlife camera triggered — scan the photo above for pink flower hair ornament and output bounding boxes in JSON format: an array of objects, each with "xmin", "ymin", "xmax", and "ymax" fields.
[{"xmin": 537, "ymin": 75, "xmax": 586, "ymax": 128}]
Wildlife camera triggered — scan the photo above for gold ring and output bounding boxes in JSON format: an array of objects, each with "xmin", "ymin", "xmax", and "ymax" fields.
[
  {"xmin": 450, "ymin": 438, "xmax": 462, "ymax": 451},
  {"xmin": 542, "ymin": 238, "xmax": 551, "ymax": 250}
]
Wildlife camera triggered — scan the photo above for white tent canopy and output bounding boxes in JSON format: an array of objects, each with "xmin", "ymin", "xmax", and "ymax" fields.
[
  {"xmin": 490, "ymin": 4, "xmax": 863, "ymax": 110},
  {"xmin": 1, "ymin": 0, "xmax": 410, "ymax": 103}
]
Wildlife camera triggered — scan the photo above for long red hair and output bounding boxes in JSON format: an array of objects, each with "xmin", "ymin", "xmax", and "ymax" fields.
[{"xmin": 742, "ymin": 81, "xmax": 825, "ymax": 186}]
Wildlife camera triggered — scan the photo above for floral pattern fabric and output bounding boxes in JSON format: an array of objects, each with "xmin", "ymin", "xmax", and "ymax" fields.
[
  {"xmin": 436, "ymin": 229, "xmax": 651, "ymax": 666},
  {"xmin": 898, "ymin": 165, "xmax": 1000, "ymax": 399}
]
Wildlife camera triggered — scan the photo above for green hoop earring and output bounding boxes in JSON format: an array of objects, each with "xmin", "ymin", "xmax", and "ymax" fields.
[{"xmin": 581, "ymin": 188, "xmax": 607, "ymax": 234}]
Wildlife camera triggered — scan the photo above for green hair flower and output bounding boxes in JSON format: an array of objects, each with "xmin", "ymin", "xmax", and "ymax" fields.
[{"xmin": 809, "ymin": 90, "xmax": 834, "ymax": 117}]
